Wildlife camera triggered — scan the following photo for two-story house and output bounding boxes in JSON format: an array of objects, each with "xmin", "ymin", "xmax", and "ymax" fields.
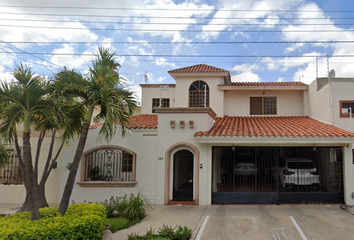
[{"xmin": 1, "ymin": 64, "xmax": 354, "ymax": 207}]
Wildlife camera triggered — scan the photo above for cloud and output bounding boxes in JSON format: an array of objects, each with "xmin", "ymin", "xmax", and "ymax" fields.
[
  {"xmin": 231, "ymin": 71, "xmax": 261, "ymax": 82},
  {"xmin": 155, "ymin": 58, "xmax": 176, "ymax": 67},
  {"xmin": 232, "ymin": 63, "xmax": 260, "ymax": 73}
]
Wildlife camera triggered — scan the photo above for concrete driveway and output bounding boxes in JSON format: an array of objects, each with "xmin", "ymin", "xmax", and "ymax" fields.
[{"xmin": 112, "ymin": 204, "xmax": 354, "ymax": 240}]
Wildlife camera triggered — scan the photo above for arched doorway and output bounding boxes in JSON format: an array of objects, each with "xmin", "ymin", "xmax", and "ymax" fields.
[{"xmin": 173, "ymin": 150, "xmax": 194, "ymax": 201}]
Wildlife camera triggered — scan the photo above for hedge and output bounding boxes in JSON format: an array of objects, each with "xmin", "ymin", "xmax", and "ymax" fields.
[{"xmin": 0, "ymin": 203, "xmax": 107, "ymax": 240}]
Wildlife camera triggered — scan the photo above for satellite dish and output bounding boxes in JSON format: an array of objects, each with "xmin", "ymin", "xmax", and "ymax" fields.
[{"xmin": 329, "ymin": 69, "xmax": 336, "ymax": 78}]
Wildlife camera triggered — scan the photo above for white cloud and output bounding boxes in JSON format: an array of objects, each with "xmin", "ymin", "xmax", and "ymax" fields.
[
  {"xmin": 232, "ymin": 63, "xmax": 260, "ymax": 73},
  {"xmin": 231, "ymin": 71, "xmax": 261, "ymax": 82},
  {"xmin": 155, "ymin": 58, "xmax": 176, "ymax": 67}
]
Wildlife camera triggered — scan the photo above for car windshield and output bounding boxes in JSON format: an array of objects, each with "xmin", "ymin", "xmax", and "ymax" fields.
[{"xmin": 287, "ymin": 162, "xmax": 315, "ymax": 169}]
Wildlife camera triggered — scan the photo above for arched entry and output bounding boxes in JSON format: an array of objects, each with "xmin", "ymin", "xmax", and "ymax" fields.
[
  {"xmin": 164, "ymin": 142, "xmax": 200, "ymax": 205},
  {"xmin": 173, "ymin": 150, "xmax": 194, "ymax": 201}
]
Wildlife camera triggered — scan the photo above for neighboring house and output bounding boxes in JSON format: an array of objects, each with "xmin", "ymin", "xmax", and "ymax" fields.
[{"xmin": 1, "ymin": 64, "xmax": 354, "ymax": 206}]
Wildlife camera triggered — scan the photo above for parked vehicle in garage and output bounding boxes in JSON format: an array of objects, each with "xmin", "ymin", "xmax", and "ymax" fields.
[
  {"xmin": 277, "ymin": 158, "xmax": 320, "ymax": 188},
  {"xmin": 234, "ymin": 162, "xmax": 258, "ymax": 176}
]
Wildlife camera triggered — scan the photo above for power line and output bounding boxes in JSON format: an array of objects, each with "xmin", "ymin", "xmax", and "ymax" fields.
[
  {"xmin": 1, "ymin": 12, "xmax": 354, "ymax": 20},
  {"xmin": 1, "ymin": 5, "xmax": 354, "ymax": 13},
  {"xmin": 1, "ymin": 18, "xmax": 354, "ymax": 26},
  {"xmin": 4, "ymin": 40, "xmax": 354, "ymax": 45},
  {"xmin": 0, "ymin": 24, "xmax": 352, "ymax": 32},
  {"xmin": 1, "ymin": 52, "xmax": 353, "ymax": 58}
]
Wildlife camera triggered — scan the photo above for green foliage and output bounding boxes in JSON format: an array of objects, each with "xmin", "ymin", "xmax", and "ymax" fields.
[
  {"xmin": 106, "ymin": 217, "xmax": 138, "ymax": 233},
  {"xmin": 127, "ymin": 225, "xmax": 192, "ymax": 240},
  {"xmin": 0, "ymin": 203, "xmax": 107, "ymax": 240},
  {"xmin": 101, "ymin": 192, "xmax": 151, "ymax": 221}
]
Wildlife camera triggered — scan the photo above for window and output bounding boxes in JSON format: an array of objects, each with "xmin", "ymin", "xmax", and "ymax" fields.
[
  {"xmin": 152, "ymin": 98, "xmax": 170, "ymax": 113},
  {"xmin": 340, "ymin": 101, "xmax": 354, "ymax": 118},
  {"xmin": 250, "ymin": 97, "xmax": 277, "ymax": 115},
  {"xmin": 83, "ymin": 148, "xmax": 135, "ymax": 182},
  {"xmin": 189, "ymin": 81, "xmax": 209, "ymax": 107},
  {"xmin": 0, "ymin": 148, "xmax": 23, "ymax": 185}
]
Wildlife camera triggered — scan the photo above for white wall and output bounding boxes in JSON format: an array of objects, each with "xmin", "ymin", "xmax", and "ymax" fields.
[
  {"xmin": 0, "ymin": 135, "xmax": 61, "ymax": 204},
  {"xmin": 60, "ymin": 127, "xmax": 161, "ymax": 204},
  {"xmin": 140, "ymin": 85, "xmax": 176, "ymax": 114},
  {"xmin": 306, "ymin": 79, "xmax": 331, "ymax": 123},
  {"xmin": 331, "ymin": 79, "xmax": 354, "ymax": 132},
  {"xmin": 224, "ymin": 90, "xmax": 305, "ymax": 116},
  {"xmin": 175, "ymin": 77, "xmax": 225, "ymax": 116}
]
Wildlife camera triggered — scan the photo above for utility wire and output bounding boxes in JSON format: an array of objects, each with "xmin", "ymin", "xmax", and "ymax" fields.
[
  {"xmin": 1, "ymin": 52, "xmax": 353, "ymax": 58},
  {"xmin": 0, "ymin": 24, "xmax": 352, "ymax": 32},
  {"xmin": 1, "ymin": 18, "xmax": 353, "ymax": 26},
  {"xmin": 0, "ymin": 5, "xmax": 354, "ymax": 12},
  {"xmin": 1, "ymin": 12, "xmax": 354, "ymax": 20},
  {"xmin": 4, "ymin": 40, "xmax": 354, "ymax": 44}
]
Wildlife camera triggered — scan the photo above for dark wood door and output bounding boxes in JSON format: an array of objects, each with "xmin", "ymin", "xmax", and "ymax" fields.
[{"xmin": 173, "ymin": 150, "xmax": 194, "ymax": 201}]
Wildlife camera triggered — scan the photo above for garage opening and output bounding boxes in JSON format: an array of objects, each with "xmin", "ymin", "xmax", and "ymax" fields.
[{"xmin": 212, "ymin": 147, "xmax": 343, "ymax": 204}]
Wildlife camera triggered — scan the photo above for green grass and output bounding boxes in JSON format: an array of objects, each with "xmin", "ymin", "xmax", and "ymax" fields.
[{"xmin": 107, "ymin": 217, "xmax": 141, "ymax": 233}]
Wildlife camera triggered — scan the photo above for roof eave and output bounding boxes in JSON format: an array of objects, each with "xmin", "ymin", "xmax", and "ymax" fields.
[
  {"xmin": 218, "ymin": 86, "xmax": 309, "ymax": 91},
  {"xmin": 194, "ymin": 136, "xmax": 354, "ymax": 145},
  {"xmin": 169, "ymin": 71, "xmax": 230, "ymax": 79}
]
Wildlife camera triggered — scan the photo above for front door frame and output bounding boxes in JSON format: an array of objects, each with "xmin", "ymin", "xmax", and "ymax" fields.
[{"xmin": 165, "ymin": 142, "xmax": 200, "ymax": 205}]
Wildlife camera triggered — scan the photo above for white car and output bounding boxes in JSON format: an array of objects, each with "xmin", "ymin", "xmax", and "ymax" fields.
[{"xmin": 278, "ymin": 158, "xmax": 320, "ymax": 188}]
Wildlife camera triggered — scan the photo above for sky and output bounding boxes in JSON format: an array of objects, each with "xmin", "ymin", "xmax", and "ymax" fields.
[{"xmin": 0, "ymin": 0, "xmax": 354, "ymax": 104}]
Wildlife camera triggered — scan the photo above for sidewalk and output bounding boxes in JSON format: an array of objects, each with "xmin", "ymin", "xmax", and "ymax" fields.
[
  {"xmin": 111, "ymin": 205, "xmax": 207, "ymax": 240},
  {"xmin": 0, "ymin": 203, "xmax": 22, "ymax": 216}
]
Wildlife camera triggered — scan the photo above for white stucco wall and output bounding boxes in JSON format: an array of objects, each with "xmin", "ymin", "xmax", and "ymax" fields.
[
  {"xmin": 306, "ymin": 79, "xmax": 331, "ymax": 123},
  {"xmin": 0, "ymin": 135, "xmax": 61, "ymax": 204},
  {"xmin": 224, "ymin": 90, "xmax": 305, "ymax": 116},
  {"xmin": 330, "ymin": 79, "xmax": 354, "ymax": 132},
  {"xmin": 140, "ymin": 85, "xmax": 176, "ymax": 114},
  {"xmin": 59, "ymin": 127, "xmax": 161, "ymax": 204},
  {"xmin": 174, "ymin": 76, "xmax": 225, "ymax": 116}
]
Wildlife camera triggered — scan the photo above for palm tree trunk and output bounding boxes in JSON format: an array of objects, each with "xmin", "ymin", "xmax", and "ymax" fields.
[
  {"xmin": 58, "ymin": 123, "xmax": 90, "ymax": 216},
  {"xmin": 22, "ymin": 132, "xmax": 41, "ymax": 220}
]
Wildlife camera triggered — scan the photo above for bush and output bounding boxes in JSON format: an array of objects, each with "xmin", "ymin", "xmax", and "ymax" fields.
[
  {"xmin": 0, "ymin": 203, "xmax": 107, "ymax": 240},
  {"xmin": 107, "ymin": 217, "xmax": 138, "ymax": 232},
  {"xmin": 101, "ymin": 192, "xmax": 151, "ymax": 221},
  {"xmin": 127, "ymin": 225, "xmax": 192, "ymax": 240}
]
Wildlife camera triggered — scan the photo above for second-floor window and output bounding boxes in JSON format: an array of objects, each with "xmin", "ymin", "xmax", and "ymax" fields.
[
  {"xmin": 189, "ymin": 80, "xmax": 209, "ymax": 107},
  {"xmin": 250, "ymin": 97, "xmax": 277, "ymax": 115},
  {"xmin": 152, "ymin": 98, "xmax": 170, "ymax": 113},
  {"xmin": 340, "ymin": 100, "xmax": 354, "ymax": 117}
]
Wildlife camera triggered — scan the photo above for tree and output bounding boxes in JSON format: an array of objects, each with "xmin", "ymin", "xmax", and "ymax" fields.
[
  {"xmin": 53, "ymin": 47, "xmax": 137, "ymax": 216},
  {"xmin": 0, "ymin": 64, "xmax": 53, "ymax": 220}
]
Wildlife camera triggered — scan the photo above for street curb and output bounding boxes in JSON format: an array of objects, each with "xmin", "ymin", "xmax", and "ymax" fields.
[{"xmin": 190, "ymin": 205, "xmax": 208, "ymax": 240}]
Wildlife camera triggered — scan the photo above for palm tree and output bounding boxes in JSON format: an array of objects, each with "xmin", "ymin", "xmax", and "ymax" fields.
[
  {"xmin": 0, "ymin": 141, "xmax": 9, "ymax": 168},
  {"xmin": 53, "ymin": 47, "xmax": 137, "ymax": 215},
  {"xmin": 0, "ymin": 64, "xmax": 56, "ymax": 220}
]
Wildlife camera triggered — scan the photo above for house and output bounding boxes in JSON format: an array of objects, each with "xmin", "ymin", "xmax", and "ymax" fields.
[{"xmin": 1, "ymin": 64, "xmax": 354, "ymax": 206}]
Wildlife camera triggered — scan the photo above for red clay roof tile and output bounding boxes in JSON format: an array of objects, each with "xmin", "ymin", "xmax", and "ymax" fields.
[
  {"xmin": 219, "ymin": 82, "xmax": 308, "ymax": 87},
  {"xmin": 89, "ymin": 115, "xmax": 158, "ymax": 130},
  {"xmin": 168, "ymin": 64, "xmax": 228, "ymax": 74},
  {"xmin": 194, "ymin": 116, "xmax": 354, "ymax": 138}
]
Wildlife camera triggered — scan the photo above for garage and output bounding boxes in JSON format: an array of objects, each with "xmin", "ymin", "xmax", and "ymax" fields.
[{"xmin": 212, "ymin": 146, "xmax": 344, "ymax": 204}]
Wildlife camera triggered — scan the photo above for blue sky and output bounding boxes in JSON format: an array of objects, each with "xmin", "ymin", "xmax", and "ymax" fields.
[{"xmin": 0, "ymin": 0, "xmax": 354, "ymax": 104}]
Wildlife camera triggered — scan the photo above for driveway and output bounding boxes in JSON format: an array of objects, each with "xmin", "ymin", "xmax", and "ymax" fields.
[{"xmin": 112, "ymin": 204, "xmax": 354, "ymax": 240}]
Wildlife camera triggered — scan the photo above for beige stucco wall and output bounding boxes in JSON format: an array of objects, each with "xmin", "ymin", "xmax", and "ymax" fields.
[
  {"xmin": 140, "ymin": 85, "xmax": 176, "ymax": 114},
  {"xmin": 224, "ymin": 90, "xmax": 305, "ymax": 116},
  {"xmin": 174, "ymin": 76, "xmax": 225, "ymax": 116},
  {"xmin": 59, "ymin": 127, "xmax": 161, "ymax": 204},
  {"xmin": 0, "ymin": 136, "xmax": 61, "ymax": 204},
  {"xmin": 330, "ymin": 79, "xmax": 354, "ymax": 132},
  {"xmin": 306, "ymin": 79, "xmax": 331, "ymax": 123}
]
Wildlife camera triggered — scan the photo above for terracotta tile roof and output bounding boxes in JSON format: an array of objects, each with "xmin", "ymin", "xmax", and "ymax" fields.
[
  {"xmin": 194, "ymin": 116, "xmax": 354, "ymax": 138},
  {"xmin": 168, "ymin": 64, "xmax": 228, "ymax": 74},
  {"xmin": 219, "ymin": 82, "xmax": 308, "ymax": 87},
  {"xmin": 90, "ymin": 115, "xmax": 158, "ymax": 130}
]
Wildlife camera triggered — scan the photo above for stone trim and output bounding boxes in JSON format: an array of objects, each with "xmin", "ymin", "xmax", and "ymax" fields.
[{"xmin": 76, "ymin": 181, "xmax": 137, "ymax": 188}]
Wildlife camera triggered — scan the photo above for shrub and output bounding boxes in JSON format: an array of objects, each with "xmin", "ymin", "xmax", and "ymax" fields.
[
  {"xmin": 101, "ymin": 192, "xmax": 151, "ymax": 221},
  {"xmin": 107, "ymin": 217, "xmax": 137, "ymax": 232},
  {"xmin": 127, "ymin": 225, "xmax": 192, "ymax": 240},
  {"xmin": 0, "ymin": 203, "xmax": 107, "ymax": 240}
]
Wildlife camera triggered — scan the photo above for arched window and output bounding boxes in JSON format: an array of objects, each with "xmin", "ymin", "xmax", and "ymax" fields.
[
  {"xmin": 189, "ymin": 81, "xmax": 209, "ymax": 107},
  {"xmin": 83, "ymin": 147, "xmax": 135, "ymax": 182}
]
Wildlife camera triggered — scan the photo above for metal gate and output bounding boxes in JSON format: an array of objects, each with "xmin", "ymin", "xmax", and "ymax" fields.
[{"xmin": 212, "ymin": 147, "xmax": 343, "ymax": 204}]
